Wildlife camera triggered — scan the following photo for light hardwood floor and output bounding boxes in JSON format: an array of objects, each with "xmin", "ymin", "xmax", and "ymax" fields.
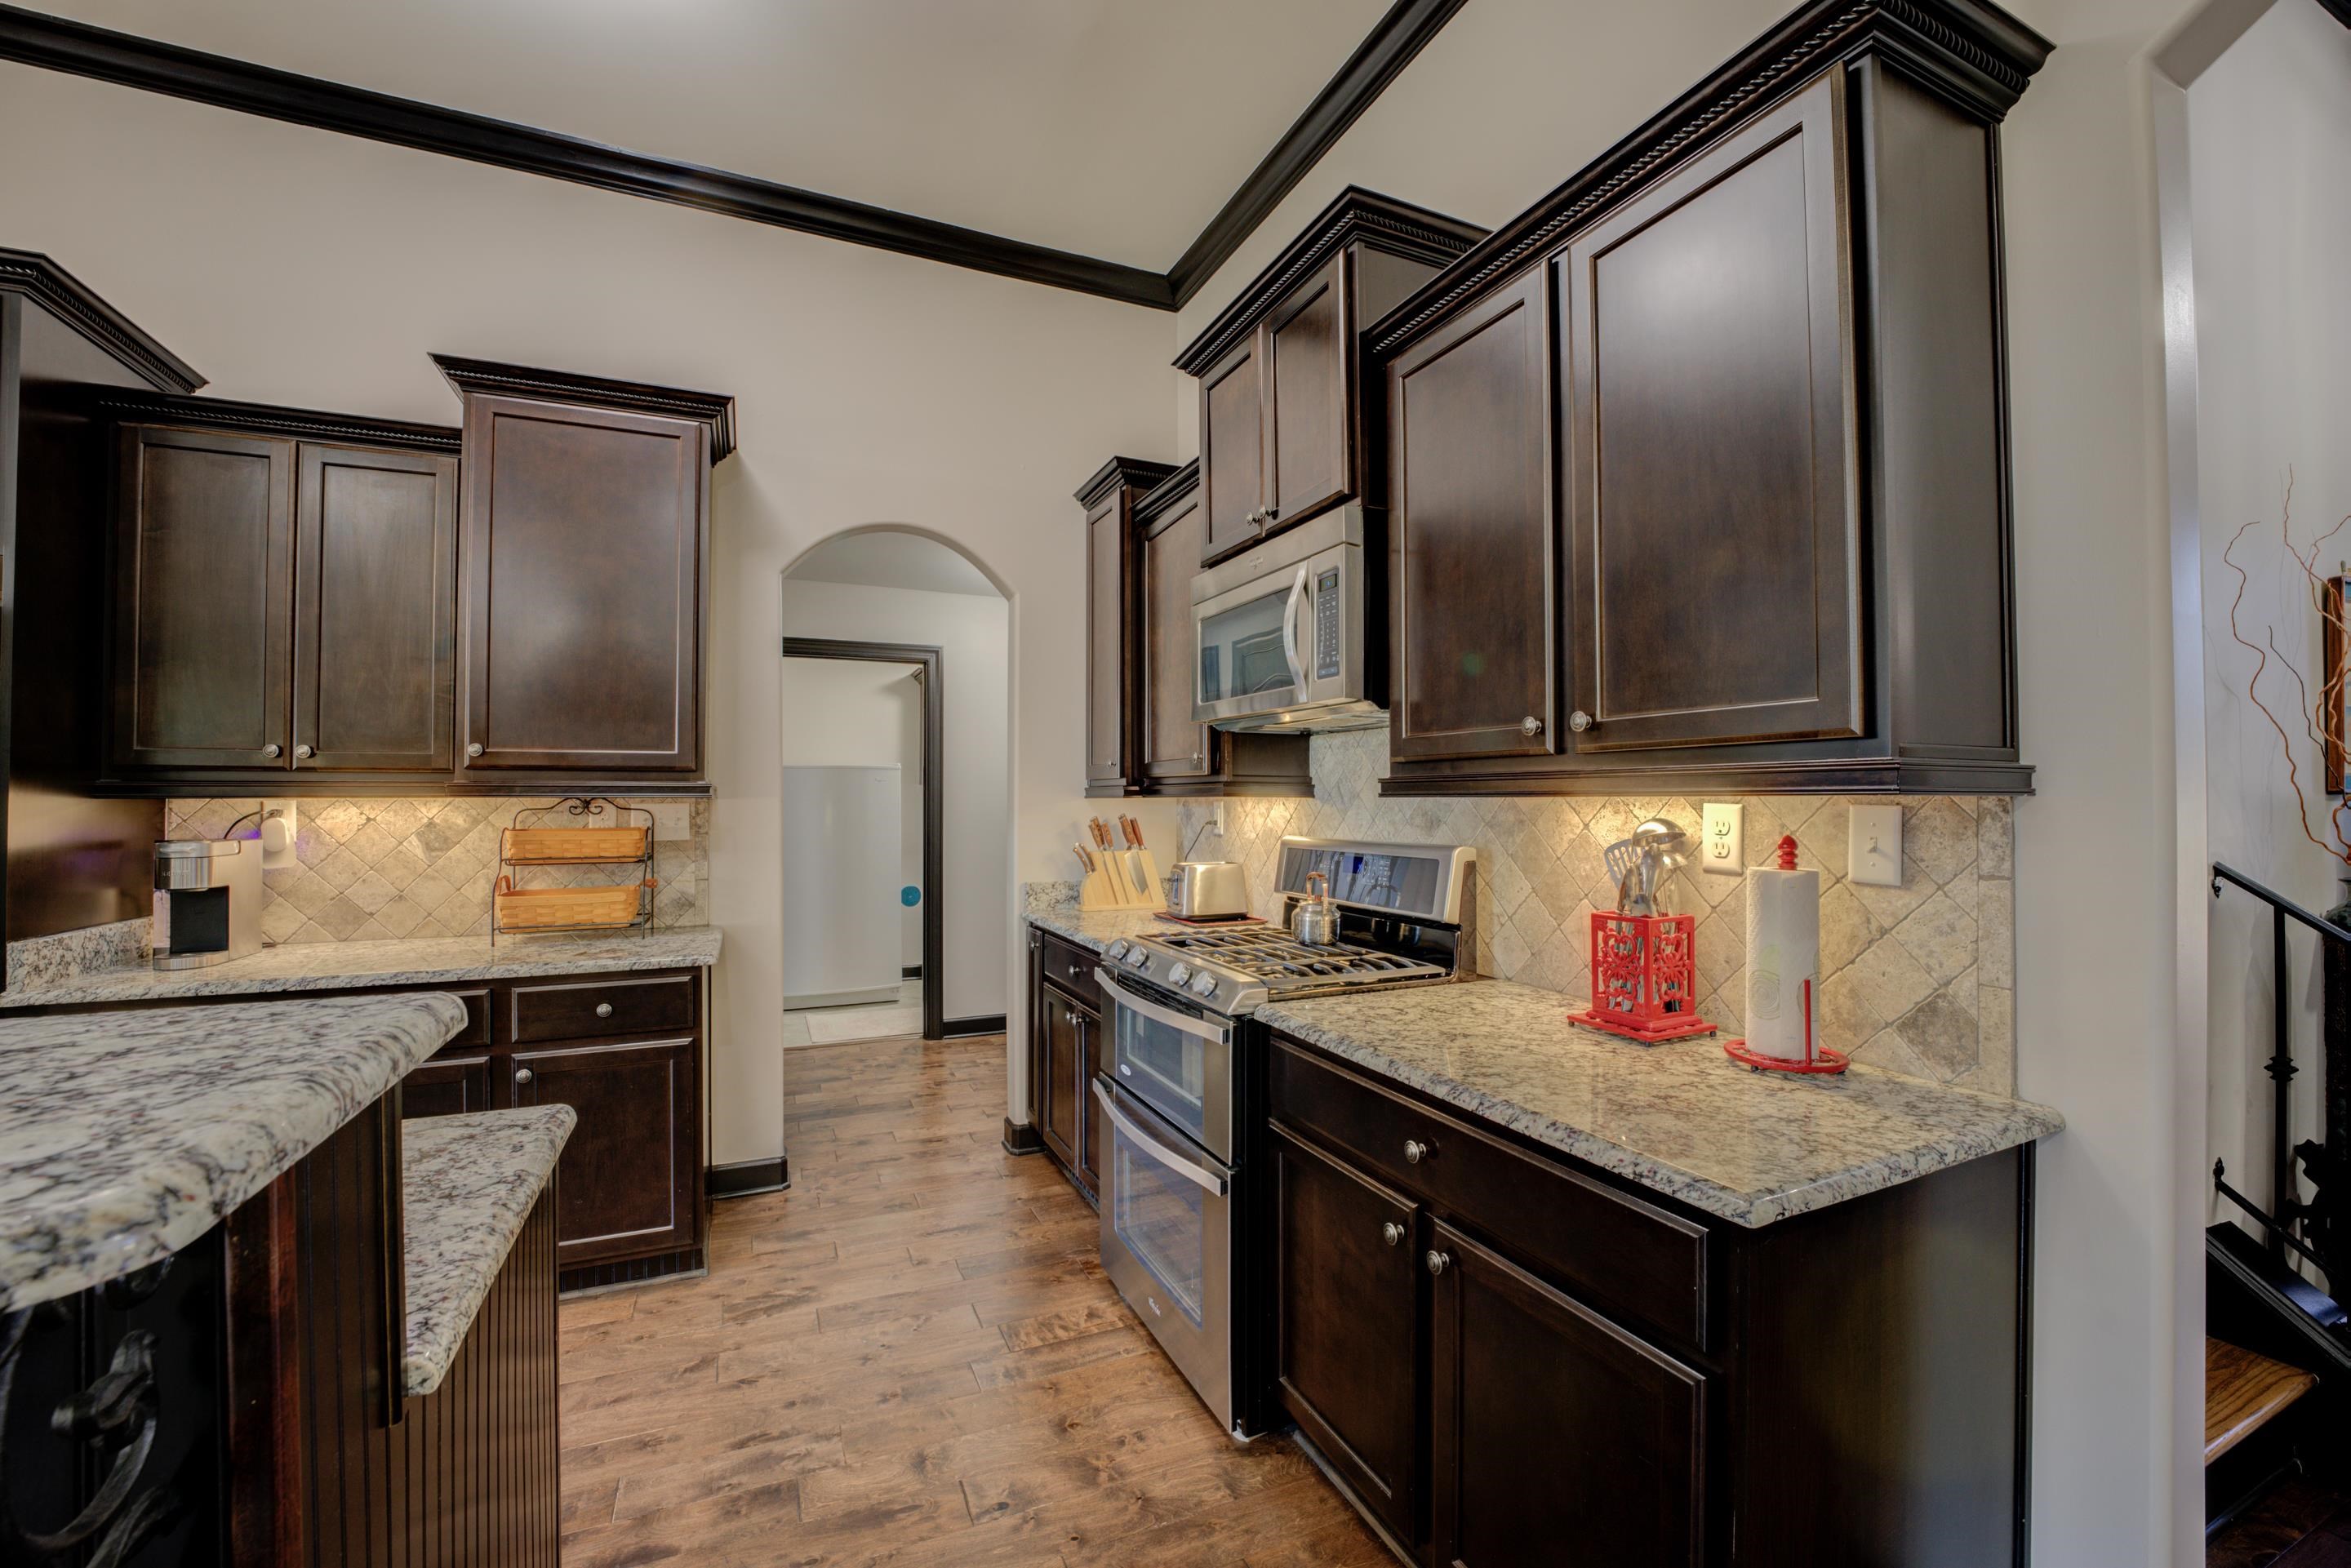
[{"xmin": 557, "ymin": 1034, "xmax": 1392, "ymax": 1567}]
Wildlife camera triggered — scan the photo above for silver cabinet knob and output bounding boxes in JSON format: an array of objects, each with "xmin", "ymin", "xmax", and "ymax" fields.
[
  {"xmin": 262, "ymin": 744, "xmax": 281, "ymax": 758},
  {"xmin": 293, "ymin": 744, "xmax": 313, "ymax": 759},
  {"xmin": 1568, "ymin": 710, "xmax": 1594, "ymax": 733},
  {"xmin": 1404, "ymin": 1138, "xmax": 1433, "ymax": 1165},
  {"xmin": 1382, "ymin": 1222, "xmax": 1404, "ymax": 1247},
  {"xmin": 466, "ymin": 741, "xmax": 485, "ymax": 758},
  {"xmin": 513, "ymin": 1067, "xmax": 533, "ymax": 1086},
  {"xmin": 1520, "ymin": 715, "xmax": 1543, "ymax": 736},
  {"xmin": 594, "ymin": 1002, "xmax": 613, "ymax": 1019},
  {"xmin": 1425, "ymin": 1250, "xmax": 1451, "ymax": 1277},
  {"xmin": 1263, "ymin": 505, "xmax": 1279, "ymax": 524}
]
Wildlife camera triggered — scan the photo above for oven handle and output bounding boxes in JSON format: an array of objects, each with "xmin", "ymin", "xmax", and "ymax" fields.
[
  {"xmin": 1093, "ymin": 967, "xmax": 1232, "ymax": 1044},
  {"xmin": 1094, "ymin": 1080, "xmax": 1229, "ymax": 1197},
  {"xmin": 1281, "ymin": 566, "xmax": 1309, "ymax": 695}
]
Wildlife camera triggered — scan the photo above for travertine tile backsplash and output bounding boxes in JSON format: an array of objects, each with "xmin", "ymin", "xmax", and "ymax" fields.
[
  {"xmin": 165, "ymin": 797, "xmax": 710, "ymax": 944},
  {"xmin": 1175, "ymin": 730, "xmax": 2016, "ymax": 1095}
]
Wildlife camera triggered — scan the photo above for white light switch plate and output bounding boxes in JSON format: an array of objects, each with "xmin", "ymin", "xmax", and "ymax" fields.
[
  {"xmin": 1700, "ymin": 802, "xmax": 1744, "ymax": 874},
  {"xmin": 1849, "ymin": 803, "xmax": 1903, "ymax": 886},
  {"xmin": 260, "ymin": 801, "xmax": 299, "ymax": 871}
]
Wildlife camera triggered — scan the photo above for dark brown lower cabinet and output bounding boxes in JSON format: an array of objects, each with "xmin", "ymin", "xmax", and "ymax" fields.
[
  {"xmin": 1427, "ymin": 1220, "xmax": 1704, "ymax": 1567},
  {"xmin": 1271, "ymin": 1122, "xmax": 1420, "ymax": 1540},
  {"xmin": 402, "ymin": 1050, "xmax": 495, "ymax": 1117},
  {"xmin": 1269, "ymin": 1032, "xmax": 2032, "ymax": 1568},
  {"xmin": 1026, "ymin": 930, "xmax": 1105, "ymax": 1201},
  {"xmin": 513, "ymin": 1035, "xmax": 697, "ymax": 1268}
]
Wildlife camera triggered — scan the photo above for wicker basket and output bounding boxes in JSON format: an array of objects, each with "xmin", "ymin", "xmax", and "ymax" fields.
[
  {"xmin": 491, "ymin": 877, "xmax": 652, "ymax": 932},
  {"xmin": 500, "ymin": 826, "xmax": 651, "ymax": 865}
]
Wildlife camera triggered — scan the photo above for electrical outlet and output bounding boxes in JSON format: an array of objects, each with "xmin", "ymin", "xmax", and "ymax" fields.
[
  {"xmin": 1849, "ymin": 803, "xmax": 1903, "ymax": 887},
  {"xmin": 260, "ymin": 801, "xmax": 299, "ymax": 871},
  {"xmin": 1211, "ymin": 802, "xmax": 1226, "ymax": 837},
  {"xmin": 1700, "ymin": 802, "xmax": 1744, "ymax": 874}
]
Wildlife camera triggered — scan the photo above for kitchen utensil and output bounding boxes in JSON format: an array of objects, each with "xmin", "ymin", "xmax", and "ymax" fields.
[
  {"xmin": 1291, "ymin": 871, "xmax": 1340, "ymax": 946},
  {"xmin": 1726, "ymin": 836, "xmax": 1846, "ymax": 1073},
  {"xmin": 1170, "ymin": 860, "xmax": 1248, "ymax": 919},
  {"xmin": 1609, "ymin": 817, "xmax": 1692, "ymax": 916}
]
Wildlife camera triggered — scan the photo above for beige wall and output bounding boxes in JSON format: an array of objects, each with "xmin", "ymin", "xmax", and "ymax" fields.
[{"xmin": 0, "ymin": 61, "xmax": 1177, "ymax": 1170}]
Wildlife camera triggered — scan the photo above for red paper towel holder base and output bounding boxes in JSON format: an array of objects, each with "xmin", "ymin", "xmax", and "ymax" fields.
[{"xmin": 1722, "ymin": 978, "xmax": 1849, "ymax": 1074}]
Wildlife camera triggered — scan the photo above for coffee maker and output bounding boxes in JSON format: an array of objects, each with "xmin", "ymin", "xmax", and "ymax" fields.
[{"xmin": 152, "ymin": 838, "xmax": 263, "ymax": 970}]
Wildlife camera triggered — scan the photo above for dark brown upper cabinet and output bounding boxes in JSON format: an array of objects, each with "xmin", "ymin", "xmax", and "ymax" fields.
[
  {"xmin": 1176, "ymin": 189, "xmax": 1487, "ymax": 570},
  {"xmin": 436, "ymin": 357, "xmax": 733, "ymax": 787},
  {"xmin": 1371, "ymin": 12, "xmax": 2049, "ymax": 797},
  {"xmin": 1077, "ymin": 459, "xmax": 1309, "ymax": 799},
  {"xmin": 1078, "ymin": 456, "xmax": 1176, "ymax": 796},
  {"xmin": 1387, "ymin": 268, "xmax": 1555, "ymax": 764}
]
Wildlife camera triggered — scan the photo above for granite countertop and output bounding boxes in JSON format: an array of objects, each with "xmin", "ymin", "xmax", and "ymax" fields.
[
  {"xmin": 1253, "ymin": 979, "xmax": 2064, "ymax": 1228},
  {"xmin": 0, "ymin": 928, "xmax": 724, "ymax": 1010},
  {"xmin": 402, "ymin": 1106, "xmax": 575, "ymax": 1396},
  {"xmin": 0, "ymin": 993, "xmax": 469, "ymax": 1309},
  {"xmin": 1026, "ymin": 905, "xmax": 1177, "ymax": 954}
]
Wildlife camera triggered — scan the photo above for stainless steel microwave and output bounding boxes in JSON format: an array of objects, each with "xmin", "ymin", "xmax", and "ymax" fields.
[{"xmin": 1190, "ymin": 504, "xmax": 1383, "ymax": 732}]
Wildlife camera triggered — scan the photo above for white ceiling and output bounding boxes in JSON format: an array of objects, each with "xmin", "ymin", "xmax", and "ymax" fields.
[
  {"xmin": 41, "ymin": 0, "xmax": 1394, "ymax": 269},
  {"xmin": 786, "ymin": 530, "xmax": 1002, "ymax": 597}
]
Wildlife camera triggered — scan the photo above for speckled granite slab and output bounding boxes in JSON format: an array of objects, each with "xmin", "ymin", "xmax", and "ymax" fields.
[
  {"xmin": 1024, "ymin": 899, "xmax": 1178, "ymax": 955},
  {"xmin": 402, "ymin": 1106, "xmax": 574, "ymax": 1396},
  {"xmin": 0, "ymin": 993, "xmax": 469, "ymax": 1308},
  {"xmin": 0, "ymin": 928, "xmax": 722, "ymax": 1010},
  {"xmin": 1253, "ymin": 979, "xmax": 2064, "ymax": 1228}
]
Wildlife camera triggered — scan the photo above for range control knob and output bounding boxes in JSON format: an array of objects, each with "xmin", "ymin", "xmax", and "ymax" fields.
[
  {"xmin": 1127, "ymin": 948, "xmax": 1149, "ymax": 968},
  {"xmin": 1190, "ymin": 972, "xmax": 1220, "ymax": 998},
  {"xmin": 1168, "ymin": 962, "xmax": 1192, "ymax": 986},
  {"xmin": 1107, "ymin": 940, "xmax": 1129, "ymax": 962}
]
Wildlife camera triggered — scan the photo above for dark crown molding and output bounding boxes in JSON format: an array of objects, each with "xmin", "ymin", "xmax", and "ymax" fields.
[
  {"xmin": 1074, "ymin": 455, "xmax": 1180, "ymax": 509},
  {"xmin": 430, "ymin": 353, "xmax": 737, "ymax": 463},
  {"xmin": 0, "ymin": 246, "xmax": 203, "ymax": 392},
  {"xmin": 2322, "ymin": 0, "xmax": 2351, "ymax": 29},
  {"xmin": 1134, "ymin": 458, "xmax": 1201, "ymax": 524},
  {"xmin": 1367, "ymin": 0, "xmax": 2054, "ymax": 358},
  {"xmin": 1164, "ymin": 0, "xmax": 1469, "ymax": 308},
  {"xmin": 1172, "ymin": 186, "xmax": 1487, "ymax": 375},
  {"xmin": 84, "ymin": 387, "xmax": 458, "ymax": 451},
  {"xmin": 0, "ymin": 1, "xmax": 1467, "ymax": 316}
]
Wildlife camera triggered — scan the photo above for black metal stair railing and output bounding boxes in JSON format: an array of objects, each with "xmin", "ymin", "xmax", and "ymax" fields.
[{"xmin": 2211, "ymin": 862, "xmax": 2351, "ymax": 1284}]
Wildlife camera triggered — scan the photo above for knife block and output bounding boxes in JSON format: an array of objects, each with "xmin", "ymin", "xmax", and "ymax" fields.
[{"xmin": 1078, "ymin": 864, "xmax": 1156, "ymax": 913}]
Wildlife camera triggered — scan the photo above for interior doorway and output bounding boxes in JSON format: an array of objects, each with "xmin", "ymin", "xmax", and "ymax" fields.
[{"xmin": 779, "ymin": 637, "xmax": 945, "ymax": 1040}]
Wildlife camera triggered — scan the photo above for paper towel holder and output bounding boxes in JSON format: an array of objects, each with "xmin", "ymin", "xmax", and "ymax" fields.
[{"xmin": 1724, "ymin": 836, "xmax": 1850, "ymax": 1074}]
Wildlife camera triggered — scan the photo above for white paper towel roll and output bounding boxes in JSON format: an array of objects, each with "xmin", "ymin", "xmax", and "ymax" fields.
[{"xmin": 1744, "ymin": 863, "xmax": 1821, "ymax": 1061}]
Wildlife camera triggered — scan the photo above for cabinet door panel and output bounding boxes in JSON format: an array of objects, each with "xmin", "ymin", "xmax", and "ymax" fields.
[
  {"xmin": 1429, "ymin": 1222, "xmax": 1704, "ymax": 1568},
  {"xmin": 1389, "ymin": 269, "xmax": 1555, "ymax": 761},
  {"xmin": 1141, "ymin": 487, "xmax": 1213, "ymax": 781},
  {"xmin": 111, "ymin": 425, "xmax": 294, "ymax": 770},
  {"xmin": 1037, "ymin": 982, "xmax": 1085, "ymax": 1175},
  {"xmin": 293, "ymin": 442, "xmax": 458, "ymax": 771},
  {"xmin": 458, "ymin": 396, "xmax": 704, "ymax": 771},
  {"xmin": 1564, "ymin": 68, "xmax": 1858, "ymax": 752},
  {"xmin": 1078, "ymin": 1004, "xmax": 1107, "ymax": 1193},
  {"xmin": 1271, "ymin": 1122, "xmax": 1419, "ymax": 1539},
  {"xmin": 1261, "ymin": 255, "xmax": 1350, "ymax": 533},
  {"xmin": 402, "ymin": 1053, "xmax": 495, "ymax": 1118},
  {"xmin": 1199, "ymin": 338, "xmax": 1265, "ymax": 564},
  {"xmin": 511, "ymin": 1035, "xmax": 697, "ymax": 1264},
  {"xmin": 1085, "ymin": 493, "xmax": 1131, "ymax": 788}
]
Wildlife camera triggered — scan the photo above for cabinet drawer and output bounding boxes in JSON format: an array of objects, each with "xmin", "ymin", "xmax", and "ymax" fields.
[
  {"xmin": 509, "ymin": 972, "xmax": 696, "ymax": 1043},
  {"xmin": 1034, "ymin": 932, "xmax": 1102, "ymax": 1006},
  {"xmin": 1270, "ymin": 1037, "xmax": 1709, "ymax": 1349},
  {"xmin": 425, "ymin": 987, "xmax": 492, "ymax": 1051}
]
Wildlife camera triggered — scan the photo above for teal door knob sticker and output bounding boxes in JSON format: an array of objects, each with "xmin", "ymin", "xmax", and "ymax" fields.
[{"xmin": 901, "ymin": 886, "xmax": 921, "ymax": 907}]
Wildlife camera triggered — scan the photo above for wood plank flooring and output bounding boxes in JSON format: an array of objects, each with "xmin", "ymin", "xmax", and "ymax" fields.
[{"xmin": 558, "ymin": 1034, "xmax": 1390, "ymax": 1567}]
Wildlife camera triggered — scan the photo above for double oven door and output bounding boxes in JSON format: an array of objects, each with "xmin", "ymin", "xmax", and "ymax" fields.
[{"xmin": 1092, "ymin": 965, "xmax": 1242, "ymax": 1432}]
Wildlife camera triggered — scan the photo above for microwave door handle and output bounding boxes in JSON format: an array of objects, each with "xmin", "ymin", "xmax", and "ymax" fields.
[
  {"xmin": 1282, "ymin": 566, "xmax": 1309, "ymax": 695},
  {"xmin": 1094, "ymin": 968, "xmax": 1231, "ymax": 1044},
  {"xmin": 1094, "ymin": 1080, "xmax": 1229, "ymax": 1196}
]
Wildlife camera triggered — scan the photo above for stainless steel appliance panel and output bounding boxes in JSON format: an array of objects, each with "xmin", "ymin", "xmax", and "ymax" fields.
[
  {"xmin": 1095, "ymin": 1080, "xmax": 1234, "ymax": 1432},
  {"xmin": 1096, "ymin": 966, "xmax": 1234, "ymax": 1164},
  {"xmin": 1191, "ymin": 504, "xmax": 1379, "ymax": 732}
]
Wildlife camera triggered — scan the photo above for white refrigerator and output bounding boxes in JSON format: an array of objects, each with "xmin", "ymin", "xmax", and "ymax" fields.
[{"xmin": 780, "ymin": 764, "xmax": 903, "ymax": 1008}]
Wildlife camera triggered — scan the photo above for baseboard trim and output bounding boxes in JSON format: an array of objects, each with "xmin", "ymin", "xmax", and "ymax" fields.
[
  {"xmin": 943, "ymin": 1014, "xmax": 1007, "ymax": 1038},
  {"xmin": 902, "ymin": 965, "xmax": 922, "ymax": 979},
  {"xmin": 1002, "ymin": 1117, "xmax": 1045, "ymax": 1156},
  {"xmin": 708, "ymin": 1157, "xmax": 789, "ymax": 1199},
  {"xmin": 559, "ymin": 1246, "xmax": 705, "ymax": 1295}
]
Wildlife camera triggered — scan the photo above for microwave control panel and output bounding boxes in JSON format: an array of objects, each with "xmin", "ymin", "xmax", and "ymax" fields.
[{"xmin": 1313, "ymin": 570, "xmax": 1342, "ymax": 681}]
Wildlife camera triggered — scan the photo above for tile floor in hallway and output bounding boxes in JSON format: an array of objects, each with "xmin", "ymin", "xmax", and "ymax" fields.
[
  {"xmin": 781, "ymin": 980, "xmax": 927, "ymax": 1048},
  {"xmin": 554, "ymin": 1033, "xmax": 1390, "ymax": 1567}
]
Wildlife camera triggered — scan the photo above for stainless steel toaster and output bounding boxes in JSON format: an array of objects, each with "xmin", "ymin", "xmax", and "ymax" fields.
[{"xmin": 1168, "ymin": 860, "xmax": 1248, "ymax": 919}]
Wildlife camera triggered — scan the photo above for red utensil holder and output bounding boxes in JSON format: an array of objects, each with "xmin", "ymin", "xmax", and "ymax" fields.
[{"xmin": 1575, "ymin": 910, "xmax": 1714, "ymax": 1042}]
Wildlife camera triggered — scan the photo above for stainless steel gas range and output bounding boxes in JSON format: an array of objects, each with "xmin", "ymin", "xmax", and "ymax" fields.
[{"xmin": 1088, "ymin": 836, "xmax": 1473, "ymax": 1437}]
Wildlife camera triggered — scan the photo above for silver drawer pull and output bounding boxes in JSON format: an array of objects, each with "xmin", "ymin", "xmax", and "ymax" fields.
[
  {"xmin": 1520, "ymin": 715, "xmax": 1543, "ymax": 736},
  {"xmin": 594, "ymin": 1002, "xmax": 614, "ymax": 1019},
  {"xmin": 262, "ymin": 744, "xmax": 281, "ymax": 758},
  {"xmin": 513, "ymin": 1067, "xmax": 533, "ymax": 1086},
  {"xmin": 466, "ymin": 742, "xmax": 485, "ymax": 758},
  {"xmin": 1383, "ymin": 1222, "xmax": 1404, "ymax": 1247},
  {"xmin": 1404, "ymin": 1138, "xmax": 1434, "ymax": 1165},
  {"xmin": 1568, "ymin": 710, "xmax": 1594, "ymax": 733},
  {"xmin": 293, "ymin": 744, "xmax": 313, "ymax": 759},
  {"xmin": 1425, "ymin": 1250, "xmax": 1451, "ymax": 1277}
]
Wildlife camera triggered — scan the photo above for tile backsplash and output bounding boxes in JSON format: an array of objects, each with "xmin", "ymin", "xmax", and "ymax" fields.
[
  {"xmin": 164, "ymin": 797, "xmax": 710, "ymax": 944},
  {"xmin": 1174, "ymin": 730, "xmax": 2016, "ymax": 1095}
]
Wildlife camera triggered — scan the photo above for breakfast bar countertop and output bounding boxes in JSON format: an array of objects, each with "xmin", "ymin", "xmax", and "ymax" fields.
[
  {"xmin": 1255, "ymin": 978, "xmax": 2064, "ymax": 1228},
  {"xmin": 402, "ymin": 1105, "xmax": 575, "ymax": 1396},
  {"xmin": 0, "ymin": 992, "xmax": 469, "ymax": 1310}
]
